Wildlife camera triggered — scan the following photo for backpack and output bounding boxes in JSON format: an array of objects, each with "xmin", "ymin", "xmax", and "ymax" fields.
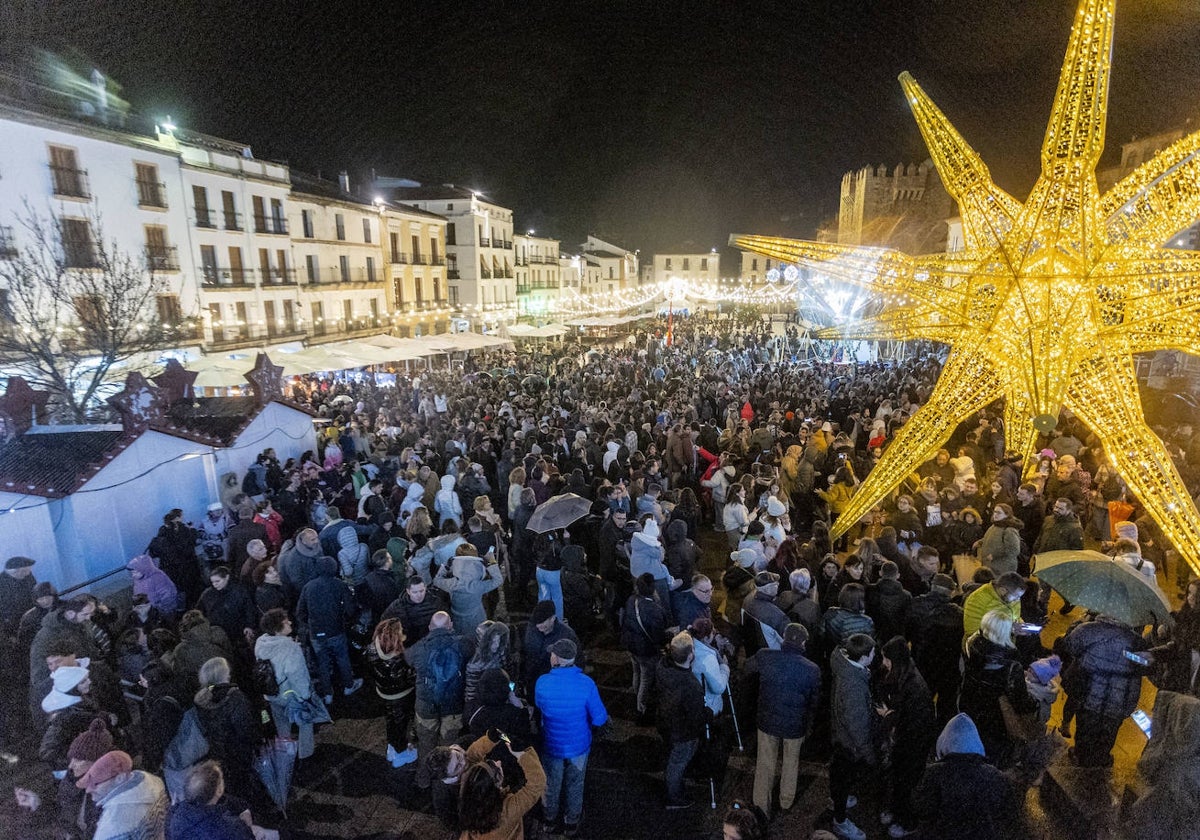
[
  {"xmin": 253, "ymin": 658, "xmax": 281, "ymax": 696},
  {"xmin": 425, "ymin": 638, "xmax": 464, "ymax": 713},
  {"xmin": 162, "ymin": 706, "xmax": 209, "ymax": 802},
  {"xmin": 242, "ymin": 469, "xmax": 263, "ymax": 496}
]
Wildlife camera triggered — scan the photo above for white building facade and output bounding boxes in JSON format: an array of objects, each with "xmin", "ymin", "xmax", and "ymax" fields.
[
  {"xmin": 579, "ymin": 235, "xmax": 638, "ymax": 297},
  {"xmin": 739, "ymin": 251, "xmax": 781, "ymax": 283},
  {"xmin": 651, "ymin": 252, "xmax": 720, "ymax": 285},
  {"xmin": 513, "ymin": 233, "xmax": 561, "ymax": 318}
]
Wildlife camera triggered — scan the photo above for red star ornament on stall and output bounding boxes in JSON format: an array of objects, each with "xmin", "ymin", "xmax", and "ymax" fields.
[
  {"xmin": 152, "ymin": 359, "xmax": 199, "ymax": 404},
  {"xmin": 107, "ymin": 372, "xmax": 167, "ymax": 434},
  {"xmin": 244, "ymin": 353, "xmax": 284, "ymax": 406}
]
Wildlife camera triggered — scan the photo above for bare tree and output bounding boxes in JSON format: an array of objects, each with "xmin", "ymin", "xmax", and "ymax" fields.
[{"xmin": 0, "ymin": 205, "xmax": 174, "ymax": 422}]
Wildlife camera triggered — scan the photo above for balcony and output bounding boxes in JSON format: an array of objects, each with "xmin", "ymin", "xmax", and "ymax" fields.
[
  {"xmin": 516, "ymin": 284, "xmax": 531, "ymax": 295},
  {"xmin": 195, "ymin": 209, "xmax": 217, "ymax": 229},
  {"xmin": 50, "ymin": 165, "xmax": 90, "ymax": 199},
  {"xmin": 480, "ymin": 268, "xmax": 492, "ymax": 279},
  {"xmin": 0, "ymin": 225, "xmax": 16, "ymax": 259},
  {"xmin": 479, "ymin": 237, "xmax": 491, "ymax": 247},
  {"xmin": 223, "ymin": 211, "xmax": 242, "ymax": 232},
  {"xmin": 263, "ymin": 267, "xmax": 298, "ymax": 287},
  {"xmin": 447, "ymin": 268, "xmax": 460, "ymax": 279},
  {"xmin": 430, "ymin": 256, "xmax": 445, "ymax": 266},
  {"xmin": 253, "ymin": 215, "xmax": 289, "ymax": 235},
  {"xmin": 311, "ymin": 266, "xmax": 381, "ymax": 286},
  {"xmin": 500, "ymin": 269, "xmax": 514, "ymax": 279},
  {"xmin": 411, "ymin": 253, "xmax": 427, "ymax": 265},
  {"xmin": 515, "ymin": 257, "xmax": 527, "ymax": 267},
  {"xmin": 208, "ymin": 324, "xmax": 306, "ymax": 351},
  {"xmin": 502, "ymin": 239, "xmax": 513, "ymax": 249},
  {"xmin": 390, "ymin": 251, "xmax": 409, "ymax": 265},
  {"xmin": 136, "ymin": 179, "xmax": 168, "ymax": 209},
  {"xmin": 145, "ymin": 246, "xmax": 180, "ymax": 272},
  {"xmin": 201, "ymin": 267, "xmax": 256, "ymax": 289},
  {"xmin": 63, "ymin": 247, "xmax": 100, "ymax": 269}
]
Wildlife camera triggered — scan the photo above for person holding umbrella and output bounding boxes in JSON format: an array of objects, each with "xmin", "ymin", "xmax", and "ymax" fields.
[{"xmin": 1055, "ymin": 612, "xmax": 1152, "ymax": 767}]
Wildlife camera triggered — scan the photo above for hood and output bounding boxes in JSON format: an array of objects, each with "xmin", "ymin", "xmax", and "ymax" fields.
[
  {"xmin": 193, "ymin": 682, "xmax": 237, "ymax": 711},
  {"xmin": 42, "ymin": 687, "xmax": 83, "ymax": 713},
  {"xmin": 606, "ymin": 441, "xmax": 620, "ymax": 452},
  {"xmin": 478, "ymin": 667, "xmax": 512, "ymax": 705},
  {"xmin": 316, "ymin": 555, "xmax": 338, "ymax": 578},
  {"xmin": 440, "ymin": 474, "xmax": 456, "ymax": 491},
  {"xmin": 451, "ymin": 554, "xmax": 484, "ymax": 582},
  {"xmin": 337, "ymin": 527, "xmax": 360, "ymax": 550},
  {"xmin": 126, "ymin": 554, "xmax": 159, "ymax": 576},
  {"xmin": 632, "ymin": 530, "xmax": 661, "ymax": 549},
  {"xmin": 293, "ymin": 538, "xmax": 322, "ymax": 558},
  {"xmin": 561, "ymin": 544, "xmax": 586, "ymax": 571},
  {"xmin": 405, "ymin": 483, "xmax": 425, "ymax": 501},
  {"xmin": 255, "ymin": 633, "xmax": 296, "ymax": 659},
  {"xmin": 475, "ymin": 621, "xmax": 510, "ymax": 661},
  {"xmin": 666, "ymin": 519, "xmax": 688, "ymax": 545},
  {"xmin": 829, "ymin": 646, "xmax": 870, "ymax": 685},
  {"xmin": 936, "ymin": 712, "xmax": 986, "ymax": 758}
]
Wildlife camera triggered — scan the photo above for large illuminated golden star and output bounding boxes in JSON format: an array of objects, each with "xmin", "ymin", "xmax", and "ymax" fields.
[{"xmin": 732, "ymin": 0, "xmax": 1200, "ymax": 574}]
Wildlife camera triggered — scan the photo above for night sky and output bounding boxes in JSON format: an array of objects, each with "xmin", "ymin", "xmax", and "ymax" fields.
[{"xmin": 5, "ymin": 0, "xmax": 1200, "ymax": 268}]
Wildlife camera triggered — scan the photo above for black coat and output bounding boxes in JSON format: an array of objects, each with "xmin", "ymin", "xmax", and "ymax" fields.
[
  {"xmin": 193, "ymin": 683, "xmax": 261, "ymax": 800},
  {"xmin": 867, "ymin": 578, "xmax": 912, "ymax": 643},
  {"xmin": 743, "ymin": 643, "xmax": 821, "ymax": 739},
  {"xmin": 656, "ymin": 656, "xmax": 708, "ymax": 743},
  {"xmin": 958, "ymin": 636, "xmax": 1036, "ymax": 755},
  {"xmin": 906, "ymin": 591, "xmax": 964, "ymax": 688},
  {"xmin": 197, "ymin": 583, "xmax": 257, "ymax": 641},
  {"xmin": 620, "ymin": 595, "xmax": 668, "ymax": 658},
  {"xmin": 882, "ymin": 664, "xmax": 937, "ymax": 761},
  {"xmin": 912, "ymin": 753, "xmax": 1023, "ymax": 839},
  {"xmin": 380, "ymin": 589, "xmax": 449, "ymax": 645}
]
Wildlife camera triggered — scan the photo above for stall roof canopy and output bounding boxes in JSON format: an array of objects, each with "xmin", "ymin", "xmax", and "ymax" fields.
[
  {"xmin": 507, "ymin": 323, "xmax": 568, "ymax": 337},
  {"xmin": 0, "ymin": 428, "xmax": 129, "ymax": 498}
]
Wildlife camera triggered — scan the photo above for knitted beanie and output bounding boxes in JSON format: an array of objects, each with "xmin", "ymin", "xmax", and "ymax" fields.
[{"xmin": 68, "ymin": 718, "xmax": 113, "ymax": 763}]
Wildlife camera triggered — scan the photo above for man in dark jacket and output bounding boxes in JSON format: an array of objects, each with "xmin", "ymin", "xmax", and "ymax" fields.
[
  {"xmin": 521, "ymin": 600, "xmax": 582, "ymax": 695},
  {"xmin": 1034, "ymin": 497, "xmax": 1085, "ymax": 615},
  {"xmin": 381, "ymin": 576, "xmax": 449, "ymax": 645},
  {"xmin": 296, "ymin": 557, "xmax": 362, "ymax": 704},
  {"xmin": 866, "ymin": 560, "xmax": 912, "ymax": 643},
  {"xmin": 656, "ymin": 632, "xmax": 709, "ymax": 809},
  {"xmin": 359, "ymin": 550, "xmax": 402, "ymax": 625},
  {"xmin": 278, "ymin": 529, "xmax": 324, "ymax": 608},
  {"xmin": 879, "ymin": 636, "xmax": 937, "ymax": 835},
  {"xmin": 906, "ymin": 574, "xmax": 965, "ymax": 724},
  {"xmin": 405, "ymin": 611, "xmax": 474, "ymax": 788},
  {"xmin": 196, "ymin": 567, "xmax": 256, "ymax": 650},
  {"xmin": 1057, "ymin": 614, "xmax": 1150, "ymax": 767},
  {"xmin": 829, "ymin": 633, "xmax": 878, "ymax": 840},
  {"xmin": 226, "ymin": 502, "xmax": 268, "ymax": 583},
  {"xmin": 672, "ymin": 574, "xmax": 714, "ymax": 631},
  {"xmin": 743, "ymin": 623, "xmax": 820, "ymax": 814},
  {"xmin": 741, "ymin": 572, "xmax": 789, "ymax": 653},
  {"xmin": 0, "ymin": 556, "xmax": 37, "ymax": 638}
]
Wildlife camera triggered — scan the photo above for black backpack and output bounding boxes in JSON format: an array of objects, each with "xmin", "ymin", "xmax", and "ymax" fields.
[{"xmin": 253, "ymin": 658, "xmax": 280, "ymax": 696}]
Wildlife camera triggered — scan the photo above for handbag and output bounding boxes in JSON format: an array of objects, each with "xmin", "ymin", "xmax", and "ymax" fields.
[
  {"xmin": 284, "ymin": 690, "xmax": 332, "ymax": 726},
  {"xmin": 999, "ymin": 694, "xmax": 1045, "ymax": 743}
]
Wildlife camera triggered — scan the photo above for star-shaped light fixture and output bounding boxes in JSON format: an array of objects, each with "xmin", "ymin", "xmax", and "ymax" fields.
[
  {"xmin": 152, "ymin": 359, "xmax": 199, "ymax": 404},
  {"xmin": 106, "ymin": 372, "xmax": 166, "ymax": 433},
  {"xmin": 733, "ymin": 0, "xmax": 1200, "ymax": 573},
  {"xmin": 0, "ymin": 376, "xmax": 51, "ymax": 435},
  {"xmin": 244, "ymin": 353, "xmax": 284, "ymax": 406}
]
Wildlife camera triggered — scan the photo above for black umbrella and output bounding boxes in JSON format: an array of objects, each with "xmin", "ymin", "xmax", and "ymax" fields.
[{"xmin": 527, "ymin": 493, "xmax": 592, "ymax": 534}]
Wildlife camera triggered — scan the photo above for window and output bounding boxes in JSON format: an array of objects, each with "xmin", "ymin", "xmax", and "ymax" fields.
[
  {"xmin": 363, "ymin": 218, "xmax": 372, "ymax": 243},
  {"xmin": 264, "ymin": 300, "xmax": 277, "ymax": 337},
  {"xmin": 700, "ymin": 258, "xmax": 708, "ymax": 271},
  {"xmin": 766, "ymin": 259, "xmax": 772, "ymax": 270},
  {"xmin": 433, "ymin": 278, "xmax": 441, "ymax": 301},
  {"xmin": 335, "ymin": 214, "xmax": 346, "ymax": 241},
  {"xmin": 339, "ymin": 255, "xmax": 350, "ymax": 282},
  {"xmin": 234, "ymin": 301, "xmax": 249, "ymax": 336},
  {"xmin": 208, "ymin": 303, "xmax": 222, "ymax": 332},
  {"xmin": 608, "ymin": 266, "xmax": 614, "ymax": 279},
  {"xmin": 665, "ymin": 258, "xmax": 672, "ymax": 270},
  {"xmin": 311, "ymin": 301, "xmax": 324, "ymax": 331},
  {"xmin": 306, "ymin": 254, "xmax": 319, "ymax": 283},
  {"xmin": 390, "ymin": 232, "xmax": 401, "ymax": 262},
  {"xmin": 258, "ymin": 248, "xmax": 272, "ymax": 278},
  {"xmin": 49, "ymin": 146, "xmax": 88, "ymax": 198},
  {"xmin": 193, "ymin": 186, "xmax": 213, "ymax": 227},
  {"xmin": 60, "ymin": 218, "xmax": 96, "ymax": 268},
  {"xmin": 200, "ymin": 245, "xmax": 218, "ymax": 283},
  {"xmin": 73, "ymin": 294, "xmax": 105, "ymax": 326},
  {"xmin": 227, "ymin": 247, "xmax": 245, "ymax": 284},
  {"xmin": 414, "ymin": 277, "xmax": 422, "ymax": 301},
  {"xmin": 301, "ymin": 209, "xmax": 314, "ymax": 238},
  {"xmin": 221, "ymin": 191, "xmax": 239, "ymax": 230},
  {"xmin": 752, "ymin": 258, "xmax": 758, "ymax": 271},
  {"xmin": 411, "ymin": 235, "xmax": 421, "ymax": 263},
  {"xmin": 446, "ymin": 203, "xmax": 454, "ymax": 211},
  {"xmin": 252, "ymin": 196, "xmax": 267, "ymax": 232},
  {"xmin": 446, "ymin": 223, "xmax": 456, "ymax": 245},
  {"xmin": 370, "ymin": 299, "xmax": 380, "ymax": 321},
  {"xmin": 448, "ymin": 286, "xmax": 459, "ymax": 305},
  {"xmin": 270, "ymin": 199, "xmax": 285, "ymax": 233},
  {"xmin": 275, "ymin": 249, "xmax": 288, "ymax": 282},
  {"xmin": 395, "ymin": 276, "xmax": 406, "ymax": 305},
  {"xmin": 366, "ymin": 257, "xmax": 376, "ymax": 283},
  {"xmin": 135, "ymin": 163, "xmax": 165, "ymax": 208},
  {"xmin": 343, "ymin": 299, "xmax": 353, "ymax": 323},
  {"xmin": 145, "ymin": 226, "xmax": 176, "ymax": 271},
  {"xmin": 683, "ymin": 258, "xmax": 690, "ymax": 270},
  {"xmin": 283, "ymin": 300, "xmax": 296, "ymax": 332}
]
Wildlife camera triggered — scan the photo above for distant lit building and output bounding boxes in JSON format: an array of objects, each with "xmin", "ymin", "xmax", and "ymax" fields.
[
  {"xmin": 580, "ymin": 235, "xmax": 637, "ymax": 296},
  {"xmin": 739, "ymin": 252, "xmax": 781, "ymax": 283},
  {"xmin": 513, "ymin": 233, "xmax": 561, "ymax": 318},
  {"xmin": 652, "ymin": 251, "xmax": 719, "ymax": 285},
  {"xmin": 837, "ymin": 159, "xmax": 953, "ymax": 254},
  {"xmin": 374, "ymin": 182, "xmax": 515, "ymax": 329},
  {"xmin": 1098, "ymin": 129, "xmax": 1199, "ymax": 251}
]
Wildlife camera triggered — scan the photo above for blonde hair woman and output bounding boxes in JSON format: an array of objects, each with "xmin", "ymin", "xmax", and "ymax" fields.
[{"xmin": 959, "ymin": 607, "xmax": 1037, "ymax": 758}]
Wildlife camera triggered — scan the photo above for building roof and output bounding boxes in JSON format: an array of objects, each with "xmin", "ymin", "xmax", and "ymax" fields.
[
  {"xmin": 155, "ymin": 396, "xmax": 263, "ymax": 447},
  {"xmin": 583, "ymin": 249, "xmax": 628, "ymax": 260},
  {"xmin": 0, "ymin": 429, "xmax": 130, "ymax": 498}
]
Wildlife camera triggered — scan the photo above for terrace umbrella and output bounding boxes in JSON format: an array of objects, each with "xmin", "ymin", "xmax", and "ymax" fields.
[
  {"xmin": 1033, "ymin": 549, "xmax": 1173, "ymax": 628},
  {"xmin": 526, "ymin": 493, "xmax": 592, "ymax": 534}
]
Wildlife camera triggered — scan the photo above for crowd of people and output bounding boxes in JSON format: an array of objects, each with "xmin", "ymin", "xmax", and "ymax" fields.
[{"xmin": 1, "ymin": 309, "xmax": 1199, "ymax": 840}]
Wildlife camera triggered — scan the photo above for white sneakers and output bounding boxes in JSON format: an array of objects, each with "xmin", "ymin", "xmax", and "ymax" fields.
[
  {"xmin": 387, "ymin": 744, "xmax": 418, "ymax": 768},
  {"xmin": 344, "ymin": 677, "xmax": 364, "ymax": 696},
  {"xmin": 833, "ymin": 818, "xmax": 866, "ymax": 840},
  {"xmin": 888, "ymin": 825, "xmax": 915, "ymax": 838}
]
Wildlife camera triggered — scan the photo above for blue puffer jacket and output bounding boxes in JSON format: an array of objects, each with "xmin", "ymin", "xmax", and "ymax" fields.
[
  {"xmin": 744, "ymin": 642, "xmax": 821, "ymax": 739},
  {"xmin": 534, "ymin": 665, "xmax": 608, "ymax": 759}
]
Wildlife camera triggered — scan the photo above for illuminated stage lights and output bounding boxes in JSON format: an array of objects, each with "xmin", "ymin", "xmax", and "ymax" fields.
[{"xmin": 734, "ymin": 0, "xmax": 1200, "ymax": 576}]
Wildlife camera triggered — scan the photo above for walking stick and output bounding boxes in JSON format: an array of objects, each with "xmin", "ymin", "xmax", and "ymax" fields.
[
  {"xmin": 726, "ymin": 686, "xmax": 744, "ymax": 752},
  {"xmin": 705, "ymin": 724, "xmax": 717, "ymax": 810}
]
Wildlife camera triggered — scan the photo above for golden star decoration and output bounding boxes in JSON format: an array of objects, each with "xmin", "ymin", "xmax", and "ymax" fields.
[{"xmin": 733, "ymin": 0, "xmax": 1200, "ymax": 574}]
